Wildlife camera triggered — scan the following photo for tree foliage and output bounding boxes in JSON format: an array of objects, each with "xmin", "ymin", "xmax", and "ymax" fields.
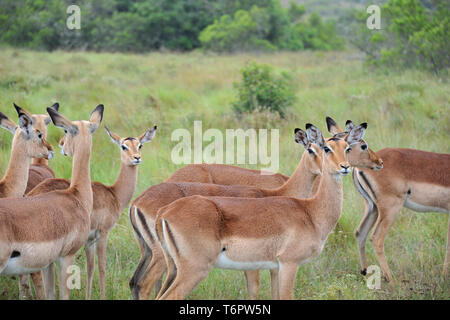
[
  {"xmin": 0, "ymin": 0, "xmax": 344, "ymax": 53},
  {"xmin": 232, "ymin": 62, "xmax": 296, "ymax": 117}
]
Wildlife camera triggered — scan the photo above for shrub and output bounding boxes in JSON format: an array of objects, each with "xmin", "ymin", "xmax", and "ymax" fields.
[{"xmin": 232, "ymin": 62, "xmax": 296, "ymax": 117}]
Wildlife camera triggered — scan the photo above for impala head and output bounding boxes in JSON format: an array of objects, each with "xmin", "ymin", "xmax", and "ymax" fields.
[
  {"xmin": 31, "ymin": 102, "xmax": 59, "ymax": 141},
  {"xmin": 306, "ymin": 123, "xmax": 351, "ymax": 176},
  {"xmin": 104, "ymin": 125, "xmax": 157, "ymax": 166},
  {"xmin": 326, "ymin": 117, "xmax": 383, "ymax": 171},
  {"xmin": 0, "ymin": 104, "xmax": 54, "ymax": 160},
  {"xmin": 294, "ymin": 127, "xmax": 322, "ymax": 175},
  {"xmin": 48, "ymin": 104, "xmax": 104, "ymax": 157}
]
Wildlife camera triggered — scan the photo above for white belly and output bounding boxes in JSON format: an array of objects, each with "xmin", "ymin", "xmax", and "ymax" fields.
[
  {"xmin": 404, "ymin": 198, "xmax": 449, "ymax": 214},
  {"xmin": 215, "ymin": 252, "xmax": 278, "ymax": 270},
  {"xmin": 1, "ymin": 258, "xmax": 44, "ymax": 275}
]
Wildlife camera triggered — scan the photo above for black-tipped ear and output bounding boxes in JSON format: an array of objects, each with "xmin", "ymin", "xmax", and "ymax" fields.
[
  {"xmin": 345, "ymin": 123, "xmax": 367, "ymax": 145},
  {"xmin": 49, "ymin": 102, "xmax": 59, "ymax": 112},
  {"xmin": 305, "ymin": 123, "xmax": 325, "ymax": 149},
  {"xmin": 325, "ymin": 116, "xmax": 342, "ymax": 135},
  {"xmin": 139, "ymin": 125, "xmax": 157, "ymax": 144},
  {"xmin": 104, "ymin": 126, "xmax": 121, "ymax": 146},
  {"xmin": 0, "ymin": 112, "xmax": 17, "ymax": 134},
  {"xmin": 294, "ymin": 128, "xmax": 308, "ymax": 148},
  {"xmin": 89, "ymin": 104, "xmax": 104, "ymax": 134},
  {"xmin": 47, "ymin": 107, "xmax": 78, "ymax": 135},
  {"xmin": 344, "ymin": 120, "xmax": 354, "ymax": 133}
]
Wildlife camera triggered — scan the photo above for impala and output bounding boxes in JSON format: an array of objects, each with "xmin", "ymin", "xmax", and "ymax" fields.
[
  {"xmin": 0, "ymin": 104, "xmax": 56, "ymax": 299},
  {"xmin": 153, "ymin": 123, "xmax": 369, "ymax": 300},
  {"xmin": 0, "ymin": 105, "xmax": 103, "ymax": 300},
  {"xmin": 353, "ymin": 145, "xmax": 449, "ymax": 282},
  {"xmin": 130, "ymin": 117, "xmax": 382, "ymax": 300},
  {"xmin": 165, "ymin": 163, "xmax": 289, "ymax": 188},
  {"xmin": 129, "ymin": 126, "xmax": 324, "ymax": 300},
  {"xmin": 28, "ymin": 125, "xmax": 157, "ymax": 299}
]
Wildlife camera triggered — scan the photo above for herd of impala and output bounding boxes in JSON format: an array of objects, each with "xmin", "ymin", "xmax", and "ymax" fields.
[{"xmin": 0, "ymin": 103, "xmax": 448, "ymax": 300}]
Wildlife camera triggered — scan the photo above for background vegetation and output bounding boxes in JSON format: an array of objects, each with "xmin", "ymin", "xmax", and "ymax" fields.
[{"xmin": 0, "ymin": 48, "xmax": 448, "ymax": 299}]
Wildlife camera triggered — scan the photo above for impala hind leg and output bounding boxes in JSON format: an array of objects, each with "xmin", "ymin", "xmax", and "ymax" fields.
[
  {"xmin": 18, "ymin": 274, "xmax": 32, "ymax": 299},
  {"xmin": 356, "ymin": 201, "xmax": 379, "ymax": 276},
  {"xmin": 158, "ymin": 262, "xmax": 212, "ymax": 300},
  {"xmin": 130, "ymin": 245, "xmax": 152, "ymax": 299},
  {"xmin": 57, "ymin": 255, "xmax": 76, "ymax": 300},
  {"xmin": 85, "ymin": 242, "xmax": 95, "ymax": 299},
  {"xmin": 244, "ymin": 271, "xmax": 260, "ymax": 299},
  {"xmin": 96, "ymin": 233, "xmax": 108, "ymax": 299},
  {"xmin": 138, "ymin": 244, "xmax": 167, "ymax": 299},
  {"xmin": 278, "ymin": 262, "xmax": 299, "ymax": 300},
  {"xmin": 31, "ymin": 271, "xmax": 45, "ymax": 299},
  {"xmin": 155, "ymin": 247, "xmax": 177, "ymax": 299},
  {"xmin": 42, "ymin": 263, "xmax": 55, "ymax": 300},
  {"xmin": 370, "ymin": 199, "xmax": 403, "ymax": 283}
]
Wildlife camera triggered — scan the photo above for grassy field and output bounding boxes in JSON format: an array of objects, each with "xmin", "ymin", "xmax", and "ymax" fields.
[{"xmin": 0, "ymin": 48, "xmax": 448, "ymax": 300}]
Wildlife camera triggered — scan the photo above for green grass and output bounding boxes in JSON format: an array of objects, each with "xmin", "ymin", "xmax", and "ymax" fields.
[{"xmin": 0, "ymin": 48, "xmax": 448, "ymax": 300}]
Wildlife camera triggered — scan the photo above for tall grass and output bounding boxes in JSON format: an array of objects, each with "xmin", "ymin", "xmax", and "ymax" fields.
[{"xmin": 0, "ymin": 48, "xmax": 448, "ymax": 299}]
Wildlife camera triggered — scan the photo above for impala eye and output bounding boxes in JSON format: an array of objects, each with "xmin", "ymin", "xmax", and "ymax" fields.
[
  {"xmin": 346, "ymin": 147, "xmax": 352, "ymax": 153},
  {"xmin": 37, "ymin": 133, "xmax": 43, "ymax": 139},
  {"xmin": 361, "ymin": 144, "xmax": 367, "ymax": 150},
  {"xmin": 307, "ymin": 149, "xmax": 314, "ymax": 155},
  {"xmin": 138, "ymin": 144, "xmax": 142, "ymax": 149},
  {"xmin": 324, "ymin": 146, "xmax": 331, "ymax": 153},
  {"xmin": 121, "ymin": 145, "xmax": 128, "ymax": 151}
]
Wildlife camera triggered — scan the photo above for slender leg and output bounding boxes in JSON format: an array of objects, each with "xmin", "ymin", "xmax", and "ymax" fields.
[
  {"xmin": 370, "ymin": 199, "xmax": 403, "ymax": 283},
  {"xmin": 85, "ymin": 242, "xmax": 96, "ymax": 299},
  {"xmin": 244, "ymin": 271, "xmax": 259, "ymax": 300},
  {"xmin": 442, "ymin": 215, "xmax": 450, "ymax": 278},
  {"xmin": 18, "ymin": 275, "xmax": 32, "ymax": 300},
  {"xmin": 158, "ymin": 262, "xmax": 212, "ymax": 300},
  {"xmin": 270, "ymin": 269, "xmax": 279, "ymax": 299},
  {"xmin": 42, "ymin": 263, "xmax": 55, "ymax": 300},
  {"xmin": 31, "ymin": 271, "xmax": 45, "ymax": 299},
  {"xmin": 130, "ymin": 246, "xmax": 152, "ymax": 300},
  {"xmin": 57, "ymin": 255, "xmax": 76, "ymax": 300},
  {"xmin": 155, "ymin": 249, "xmax": 177, "ymax": 300},
  {"xmin": 278, "ymin": 262, "xmax": 299, "ymax": 300},
  {"xmin": 96, "ymin": 234, "xmax": 108, "ymax": 300},
  {"xmin": 138, "ymin": 246, "xmax": 167, "ymax": 300},
  {"xmin": 356, "ymin": 201, "xmax": 379, "ymax": 275}
]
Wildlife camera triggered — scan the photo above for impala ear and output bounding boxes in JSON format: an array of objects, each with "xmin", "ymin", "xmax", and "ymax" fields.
[
  {"xmin": 0, "ymin": 112, "xmax": 17, "ymax": 134},
  {"xmin": 14, "ymin": 103, "xmax": 34, "ymax": 137},
  {"xmin": 344, "ymin": 120, "xmax": 354, "ymax": 133},
  {"xmin": 326, "ymin": 116, "xmax": 342, "ymax": 135},
  {"xmin": 345, "ymin": 123, "xmax": 367, "ymax": 145},
  {"xmin": 88, "ymin": 104, "xmax": 104, "ymax": 134},
  {"xmin": 45, "ymin": 102, "xmax": 60, "ymax": 125},
  {"xmin": 47, "ymin": 107, "xmax": 78, "ymax": 135},
  {"xmin": 305, "ymin": 123, "xmax": 325, "ymax": 149},
  {"xmin": 139, "ymin": 125, "xmax": 157, "ymax": 144},
  {"xmin": 105, "ymin": 126, "xmax": 121, "ymax": 146},
  {"xmin": 294, "ymin": 128, "xmax": 308, "ymax": 149}
]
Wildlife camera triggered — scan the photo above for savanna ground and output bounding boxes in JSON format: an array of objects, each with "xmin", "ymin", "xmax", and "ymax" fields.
[{"xmin": 0, "ymin": 48, "xmax": 448, "ymax": 299}]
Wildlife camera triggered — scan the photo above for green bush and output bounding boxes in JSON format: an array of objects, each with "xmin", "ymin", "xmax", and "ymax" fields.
[{"xmin": 232, "ymin": 62, "xmax": 296, "ymax": 117}]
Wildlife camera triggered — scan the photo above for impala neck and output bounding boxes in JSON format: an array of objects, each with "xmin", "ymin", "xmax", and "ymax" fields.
[
  {"xmin": 69, "ymin": 138, "xmax": 93, "ymax": 212},
  {"xmin": 31, "ymin": 157, "xmax": 48, "ymax": 166},
  {"xmin": 111, "ymin": 162, "xmax": 139, "ymax": 212},
  {"xmin": 308, "ymin": 166, "xmax": 344, "ymax": 240},
  {"xmin": 0, "ymin": 131, "xmax": 31, "ymax": 198},
  {"xmin": 267, "ymin": 152, "xmax": 319, "ymax": 198}
]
